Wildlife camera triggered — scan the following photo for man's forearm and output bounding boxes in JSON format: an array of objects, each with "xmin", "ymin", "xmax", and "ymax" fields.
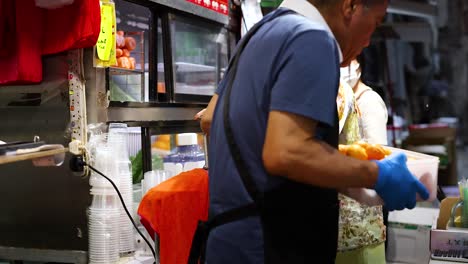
[
  {"xmin": 262, "ymin": 110, "xmax": 379, "ymax": 190},
  {"xmin": 280, "ymin": 138, "xmax": 379, "ymax": 189}
]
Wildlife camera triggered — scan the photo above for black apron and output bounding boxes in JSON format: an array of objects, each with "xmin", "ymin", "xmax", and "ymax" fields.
[{"xmin": 188, "ymin": 8, "xmax": 340, "ymax": 264}]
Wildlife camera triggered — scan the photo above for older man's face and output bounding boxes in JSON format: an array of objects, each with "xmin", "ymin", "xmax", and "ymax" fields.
[{"xmin": 340, "ymin": 0, "xmax": 388, "ymax": 66}]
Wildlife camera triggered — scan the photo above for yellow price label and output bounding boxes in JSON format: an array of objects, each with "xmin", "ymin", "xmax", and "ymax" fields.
[{"xmin": 96, "ymin": 4, "xmax": 115, "ymax": 61}]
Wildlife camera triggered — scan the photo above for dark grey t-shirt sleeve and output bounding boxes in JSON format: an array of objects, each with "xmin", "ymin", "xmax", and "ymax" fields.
[{"xmin": 270, "ymin": 30, "xmax": 339, "ymax": 127}]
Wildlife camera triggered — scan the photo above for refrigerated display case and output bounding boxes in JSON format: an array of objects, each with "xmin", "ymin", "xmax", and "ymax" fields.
[
  {"xmin": 108, "ymin": 0, "xmax": 150, "ymax": 102},
  {"xmin": 170, "ymin": 15, "xmax": 229, "ymax": 102},
  {"xmin": 107, "ymin": 0, "xmax": 231, "ymax": 104},
  {"xmin": 104, "ymin": 0, "xmax": 234, "ymax": 183}
]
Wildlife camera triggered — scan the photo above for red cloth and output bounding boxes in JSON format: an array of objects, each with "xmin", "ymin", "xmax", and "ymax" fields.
[
  {"xmin": 0, "ymin": 0, "xmax": 100, "ymax": 85},
  {"xmin": 42, "ymin": 0, "xmax": 101, "ymax": 55},
  {"xmin": 0, "ymin": 0, "xmax": 16, "ymax": 57},
  {"xmin": 0, "ymin": 0, "xmax": 43, "ymax": 85},
  {"xmin": 138, "ymin": 169, "xmax": 209, "ymax": 264}
]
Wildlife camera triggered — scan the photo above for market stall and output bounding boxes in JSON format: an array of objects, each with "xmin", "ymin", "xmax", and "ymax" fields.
[
  {"xmin": 0, "ymin": 0, "xmax": 237, "ymax": 262},
  {"xmin": 1, "ymin": 0, "xmax": 467, "ymax": 263}
]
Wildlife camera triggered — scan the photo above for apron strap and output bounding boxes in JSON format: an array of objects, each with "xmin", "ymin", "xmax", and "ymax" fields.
[
  {"xmin": 188, "ymin": 8, "xmax": 297, "ymax": 264},
  {"xmin": 222, "ymin": 8, "xmax": 297, "ymax": 202},
  {"xmin": 187, "ymin": 203, "xmax": 259, "ymax": 264}
]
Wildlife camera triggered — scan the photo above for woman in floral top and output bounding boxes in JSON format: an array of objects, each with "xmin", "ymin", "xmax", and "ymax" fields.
[{"xmin": 335, "ymin": 59, "xmax": 388, "ymax": 264}]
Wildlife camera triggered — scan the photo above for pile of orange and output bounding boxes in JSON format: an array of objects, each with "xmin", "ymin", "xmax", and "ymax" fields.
[
  {"xmin": 152, "ymin": 135, "xmax": 171, "ymax": 151},
  {"xmin": 339, "ymin": 141, "xmax": 392, "ymax": 161}
]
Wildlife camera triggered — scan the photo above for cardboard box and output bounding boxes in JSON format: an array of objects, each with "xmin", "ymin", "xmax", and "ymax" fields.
[
  {"xmin": 404, "ymin": 126, "xmax": 458, "ymax": 185},
  {"xmin": 408, "ymin": 125, "xmax": 456, "ymax": 139},
  {"xmin": 430, "ymin": 197, "xmax": 468, "ymax": 254},
  {"xmin": 387, "ymin": 207, "xmax": 440, "ymax": 264}
]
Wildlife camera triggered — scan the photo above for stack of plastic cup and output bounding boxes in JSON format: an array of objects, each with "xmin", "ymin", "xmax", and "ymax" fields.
[
  {"xmin": 89, "ymin": 146, "xmax": 120, "ymax": 189},
  {"xmin": 116, "ymin": 160, "xmax": 135, "ymax": 254},
  {"xmin": 108, "ymin": 129, "xmax": 129, "ymax": 161},
  {"xmin": 88, "ymin": 146, "xmax": 121, "ymax": 264},
  {"xmin": 127, "ymin": 126, "xmax": 142, "ymax": 158},
  {"xmin": 108, "ymin": 128, "xmax": 135, "ymax": 254},
  {"xmin": 88, "ymin": 193, "xmax": 120, "ymax": 264}
]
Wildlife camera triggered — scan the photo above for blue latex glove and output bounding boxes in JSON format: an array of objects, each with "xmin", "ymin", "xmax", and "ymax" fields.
[{"xmin": 374, "ymin": 152, "xmax": 429, "ymax": 211}]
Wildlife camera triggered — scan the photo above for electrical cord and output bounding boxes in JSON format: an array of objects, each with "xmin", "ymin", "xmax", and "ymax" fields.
[{"xmin": 87, "ymin": 164, "xmax": 157, "ymax": 262}]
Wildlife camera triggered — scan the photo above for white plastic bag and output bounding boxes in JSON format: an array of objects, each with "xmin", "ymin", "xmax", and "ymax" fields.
[
  {"xmin": 35, "ymin": 0, "xmax": 74, "ymax": 9},
  {"xmin": 241, "ymin": 0, "xmax": 263, "ymax": 36}
]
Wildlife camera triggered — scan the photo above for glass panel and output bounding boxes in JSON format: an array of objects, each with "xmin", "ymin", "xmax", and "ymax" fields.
[
  {"xmin": 157, "ymin": 18, "xmax": 166, "ymax": 96},
  {"xmin": 171, "ymin": 16, "xmax": 228, "ymax": 100},
  {"xmin": 111, "ymin": 0, "xmax": 150, "ymax": 102},
  {"xmin": 109, "ymin": 72, "xmax": 144, "ymax": 102}
]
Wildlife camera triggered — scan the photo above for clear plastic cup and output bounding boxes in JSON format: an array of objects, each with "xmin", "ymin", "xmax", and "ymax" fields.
[
  {"xmin": 116, "ymin": 161, "xmax": 132, "ymax": 175},
  {"xmin": 108, "ymin": 130, "xmax": 130, "ymax": 161},
  {"xmin": 143, "ymin": 170, "xmax": 171, "ymax": 194},
  {"xmin": 90, "ymin": 146, "xmax": 120, "ymax": 188},
  {"xmin": 88, "ymin": 208, "xmax": 120, "ymax": 264},
  {"xmin": 90, "ymin": 194, "xmax": 119, "ymax": 210}
]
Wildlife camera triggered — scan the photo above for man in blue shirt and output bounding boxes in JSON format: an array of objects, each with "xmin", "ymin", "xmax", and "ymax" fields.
[{"xmin": 197, "ymin": 0, "xmax": 429, "ymax": 263}]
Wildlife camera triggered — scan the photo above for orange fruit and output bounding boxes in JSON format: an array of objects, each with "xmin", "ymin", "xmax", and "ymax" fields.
[
  {"xmin": 338, "ymin": 144, "xmax": 349, "ymax": 155},
  {"xmin": 158, "ymin": 135, "xmax": 171, "ymax": 142},
  {"xmin": 153, "ymin": 141, "xmax": 170, "ymax": 151},
  {"xmin": 366, "ymin": 144, "xmax": 386, "ymax": 160},
  {"xmin": 346, "ymin": 145, "xmax": 368, "ymax": 160},
  {"xmin": 355, "ymin": 141, "xmax": 370, "ymax": 150},
  {"xmin": 382, "ymin": 147, "xmax": 392, "ymax": 155}
]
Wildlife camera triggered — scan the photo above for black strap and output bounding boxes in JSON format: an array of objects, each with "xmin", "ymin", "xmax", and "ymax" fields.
[
  {"xmin": 222, "ymin": 42, "xmax": 261, "ymax": 202},
  {"xmin": 223, "ymin": 8, "xmax": 297, "ymax": 203},
  {"xmin": 187, "ymin": 203, "xmax": 258, "ymax": 264},
  {"xmin": 187, "ymin": 9, "xmax": 297, "ymax": 264}
]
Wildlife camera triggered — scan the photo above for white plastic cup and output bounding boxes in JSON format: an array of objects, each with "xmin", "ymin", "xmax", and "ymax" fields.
[
  {"xmin": 87, "ymin": 208, "xmax": 120, "ymax": 264},
  {"xmin": 142, "ymin": 170, "xmax": 170, "ymax": 194},
  {"xmin": 90, "ymin": 194, "xmax": 119, "ymax": 210}
]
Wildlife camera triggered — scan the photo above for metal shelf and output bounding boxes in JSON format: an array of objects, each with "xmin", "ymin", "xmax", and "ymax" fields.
[
  {"xmin": 109, "ymin": 67, "xmax": 145, "ymax": 75},
  {"xmin": 107, "ymin": 103, "xmax": 205, "ymax": 123},
  {"xmin": 0, "ymin": 247, "xmax": 87, "ymax": 264},
  {"xmin": 148, "ymin": 0, "xmax": 228, "ymax": 25}
]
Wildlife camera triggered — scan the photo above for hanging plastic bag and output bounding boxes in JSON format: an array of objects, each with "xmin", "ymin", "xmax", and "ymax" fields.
[
  {"xmin": 240, "ymin": 0, "xmax": 263, "ymax": 36},
  {"xmin": 35, "ymin": 0, "xmax": 74, "ymax": 9}
]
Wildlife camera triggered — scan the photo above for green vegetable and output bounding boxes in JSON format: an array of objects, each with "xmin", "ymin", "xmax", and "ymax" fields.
[
  {"xmin": 130, "ymin": 150, "xmax": 165, "ymax": 184},
  {"xmin": 131, "ymin": 150, "xmax": 143, "ymax": 184},
  {"xmin": 152, "ymin": 155, "xmax": 163, "ymax": 170}
]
